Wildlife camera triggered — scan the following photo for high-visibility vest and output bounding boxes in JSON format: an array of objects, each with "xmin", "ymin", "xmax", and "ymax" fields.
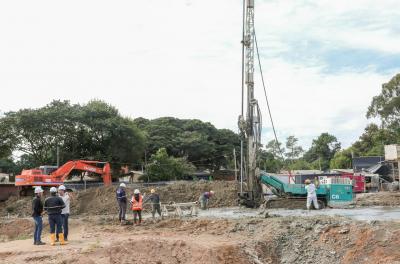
[{"xmin": 131, "ymin": 195, "xmax": 143, "ymax": 211}]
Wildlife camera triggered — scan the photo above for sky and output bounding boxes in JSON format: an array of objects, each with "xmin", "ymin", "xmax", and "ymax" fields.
[{"xmin": 0, "ymin": 0, "xmax": 399, "ymax": 150}]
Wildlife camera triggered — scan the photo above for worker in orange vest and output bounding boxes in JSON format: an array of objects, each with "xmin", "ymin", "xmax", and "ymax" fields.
[{"xmin": 130, "ymin": 189, "xmax": 143, "ymax": 224}]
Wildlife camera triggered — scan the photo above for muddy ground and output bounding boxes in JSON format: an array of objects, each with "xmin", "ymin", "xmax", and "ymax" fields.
[{"xmin": 0, "ymin": 214, "xmax": 399, "ymax": 264}]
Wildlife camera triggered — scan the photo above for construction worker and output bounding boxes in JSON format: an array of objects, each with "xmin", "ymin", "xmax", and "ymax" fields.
[
  {"xmin": 116, "ymin": 183, "xmax": 127, "ymax": 223},
  {"xmin": 57, "ymin": 185, "xmax": 70, "ymax": 241},
  {"xmin": 44, "ymin": 187, "xmax": 66, "ymax": 246},
  {"xmin": 198, "ymin": 190, "xmax": 214, "ymax": 210},
  {"xmin": 305, "ymin": 179, "xmax": 319, "ymax": 210},
  {"xmin": 130, "ymin": 189, "xmax": 143, "ymax": 224},
  {"xmin": 144, "ymin": 188, "xmax": 162, "ymax": 219},
  {"xmin": 32, "ymin": 186, "xmax": 45, "ymax": 245}
]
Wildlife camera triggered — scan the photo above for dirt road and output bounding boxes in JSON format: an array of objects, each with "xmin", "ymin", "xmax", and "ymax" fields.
[{"xmin": 1, "ymin": 214, "xmax": 400, "ymax": 264}]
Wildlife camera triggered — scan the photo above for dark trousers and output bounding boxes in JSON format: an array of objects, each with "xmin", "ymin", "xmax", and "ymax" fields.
[
  {"xmin": 118, "ymin": 200, "xmax": 127, "ymax": 221},
  {"xmin": 133, "ymin": 210, "xmax": 142, "ymax": 223},
  {"xmin": 48, "ymin": 214, "xmax": 63, "ymax": 234},
  {"xmin": 151, "ymin": 204, "xmax": 162, "ymax": 218},
  {"xmin": 57, "ymin": 214, "xmax": 69, "ymax": 240},
  {"xmin": 33, "ymin": 216, "xmax": 43, "ymax": 243}
]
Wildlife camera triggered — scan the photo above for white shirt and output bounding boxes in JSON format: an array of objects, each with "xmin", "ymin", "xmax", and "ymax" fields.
[
  {"xmin": 61, "ymin": 193, "xmax": 70, "ymax": 215},
  {"xmin": 305, "ymin": 184, "xmax": 316, "ymax": 197}
]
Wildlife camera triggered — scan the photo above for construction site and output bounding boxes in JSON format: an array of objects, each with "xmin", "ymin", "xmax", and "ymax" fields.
[{"xmin": 1, "ymin": 0, "xmax": 400, "ymax": 263}]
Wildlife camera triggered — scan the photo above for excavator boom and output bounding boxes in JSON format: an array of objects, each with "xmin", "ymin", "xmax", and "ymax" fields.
[{"xmin": 15, "ymin": 160, "xmax": 112, "ymax": 190}]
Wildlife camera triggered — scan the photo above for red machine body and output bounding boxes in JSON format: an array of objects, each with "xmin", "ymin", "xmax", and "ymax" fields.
[{"xmin": 15, "ymin": 160, "xmax": 112, "ymax": 188}]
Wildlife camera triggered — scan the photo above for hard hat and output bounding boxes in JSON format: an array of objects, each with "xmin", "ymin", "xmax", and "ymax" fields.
[
  {"xmin": 120, "ymin": 183, "xmax": 127, "ymax": 188},
  {"xmin": 58, "ymin": 185, "xmax": 66, "ymax": 191},
  {"xmin": 134, "ymin": 189, "xmax": 140, "ymax": 194},
  {"xmin": 34, "ymin": 187, "xmax": 44, "ymax": 194},
  {"xmin": 50, "ymin": 187, "xmax": 57, "ymax": 193},
  {"xmin": 305, "ymin": 179, "xmax": 311, "ymax": 184},
  {"xmin": 151, "ymin": 189, "xmax": 155, "ymax": 193}
]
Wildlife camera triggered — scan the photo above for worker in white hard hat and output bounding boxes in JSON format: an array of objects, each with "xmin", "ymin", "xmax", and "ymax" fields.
[
  {"xmin": 56, "ymin": 185, "xmax": 71, "ymax": 242},
  {"xmin": 130, "ymin": 189, "xmax": 143, "ymax": 224},
  {"xmin": 116, "ymin": 183, "xmax": 127, "ymax": 224},
  {"xmin": 305, "ymin": 179, "xmax": 319, "ymax": 211},
  {"xmin": 44, "ymin": 187, "xmax": 66, "ymax": 245},
  {"xmin": 32, "ymin": 187, "xmax": 45, "ymax": 245},
  {"xmin": 198, "ymin": 190, "xmax": 215, "ymax": 210},
  {"xmin": 144, "ymin": 188, "xmax": 162, "ymax": 220}
]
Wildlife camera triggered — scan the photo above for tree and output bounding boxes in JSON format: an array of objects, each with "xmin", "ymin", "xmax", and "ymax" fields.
[
  {"xmin": 0, "ymin": 100, "xmax": 145, "ymax": 171},
  {"xmin": 329, "ymin": 149, "xmax": 352, "ymax": 169},
  {"xmin": 304, "ymin": 133, "xmax": 340, "ymax": 170},
  {"xmin": 265, "ymin": 140, "xmax": 285, "ymax": 160},
  {"xmin": 351, "ymin": 123, "xmax": 398, "ymax": 156},
  {"xmin": 367, "ymin": 73, "xmax": 400, "ymax": 128},
  {"xmin": 257, "ymin": 149, "xmax": 283, "ymax": 173},
  {"xmin": 144, "ymin": 148, "xmax": 195, "ymax": 181},
  {"xmin": 285, "ymin": 136, "xmax": 304, "ymax": 160},
  {"xmin": 134, "ymin": 117, "xmax": 240, "ymax": 170}
]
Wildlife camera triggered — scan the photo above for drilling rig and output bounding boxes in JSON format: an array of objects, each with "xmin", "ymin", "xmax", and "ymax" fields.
[{"xmin": 238, "ymin": 0, "xmax": 263, "ymax": 208}]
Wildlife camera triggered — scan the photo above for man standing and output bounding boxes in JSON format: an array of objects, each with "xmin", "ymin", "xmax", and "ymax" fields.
[
  {"xmin": 116, "ymin": 183, "xmax": 127, "ymax": 224},
  {"xmin": 57, "ymin": 185, "xmax": 70, "ymax": 241},
  {"xmin": 44, "ymin": 187, "xmax": 66, "ymax": 246},
  {"xmin": 144, "ymin": 188, "xmax": 162, "ymax": 220},
  {"xmin": 198, "ymin": 190, "xmax": 214, "ymax": 210},
  {"xmin": 32, "ymin": 186, "xmax": 45, "ymax": 245},
  {"xmin": 130, "ymin": 189, "xmax": 143, "ymax": 224},
  {"xmin": 305, "ymin": 179, "xmax": 319, "ymax": 211}
]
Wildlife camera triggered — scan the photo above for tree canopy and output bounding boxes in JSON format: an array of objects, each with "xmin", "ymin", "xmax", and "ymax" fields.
[
  {"xmin": 0, "ymin": 100, "xmax": 145, "ymax": 172},
  {"xmin": 134, "ymin": 117, "xmax": 240, "ymax": 170}
]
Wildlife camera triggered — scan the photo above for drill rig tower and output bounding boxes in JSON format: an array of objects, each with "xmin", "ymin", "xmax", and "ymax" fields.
[{"xmin": 238, "ymin": 0, "xmax": 262, "ymax": 208}]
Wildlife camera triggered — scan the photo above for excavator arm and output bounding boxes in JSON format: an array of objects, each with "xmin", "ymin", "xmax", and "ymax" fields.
[{"xmin": 50, "ymin": 160, "xmax": 112, "ymax": 186}]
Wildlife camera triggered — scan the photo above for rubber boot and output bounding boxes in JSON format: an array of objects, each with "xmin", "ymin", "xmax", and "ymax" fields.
[
  {"xmin": 50, "ymin": 233, "xmax": 56, "ymax": 246},
  {"xmin": 59, "ymin": 233, "xmax": 67, "ymax": 245}
]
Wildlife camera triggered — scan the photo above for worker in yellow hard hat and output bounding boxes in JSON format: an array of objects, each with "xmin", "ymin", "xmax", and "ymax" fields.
[
  {"xmin": 304, "ymin": 179, "xmax": 319, "ymax": 211},
  {"xmin": 144, "ymin": 188, "xmax": 162, "ymax": 220}
]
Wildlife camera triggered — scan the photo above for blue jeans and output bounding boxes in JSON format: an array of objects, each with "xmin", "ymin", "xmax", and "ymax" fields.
[
  {"xmin": 33, "ymin": 216, "xmax": 43, "ymax": 243},
  {"xmin": 56, "ymin": 214, "xmax": 69, "ymax": 239},
  {"xmin": 48, "ymin": 214, "xmax": 62, "ymax": 234}
]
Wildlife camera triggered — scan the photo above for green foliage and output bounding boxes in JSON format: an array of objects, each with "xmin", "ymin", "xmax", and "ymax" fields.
[
  {"xmin": 265, "ymin": 140, "xmax": 285, "ymax": 160},
  {"xmin": 0, "ymin": 100, "xmax": 145, "ymax": 170},
  {"xmin": 304, "ymin": 133, "xmax": 340, "ymax": 170},
  {"xmin": 144, "ymin": 148, "xmax": 195, "ymax": 181},
  {"xmin": 367, "ymin": 73, "xmax": 400, "ymax": 128},
  {"xmin": 257, "ymin": 149, "xmax": 283, "ymax": 173},
  {"xmin": 134, "ymin": 117, "xmax": 240, "ymax": 170},
  {"xmin": 351, "ymin": 123, "xmax": 398, "ymax": 156},
  {"xmin": 285, "ymin": 136, "xmax": 304, "ymax": 160},
  {"xmin": 287, "ymin": 158, "xmax": 313, "ymax": 170},
  {"xmin": 329, "ymin": 149, "xmax": 352, "ymax": 169}
]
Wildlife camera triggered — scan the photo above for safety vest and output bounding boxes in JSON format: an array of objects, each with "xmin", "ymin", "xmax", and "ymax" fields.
[{"xmin": 131, "ymin": 195, "xmax": 143, "ymax": 211}]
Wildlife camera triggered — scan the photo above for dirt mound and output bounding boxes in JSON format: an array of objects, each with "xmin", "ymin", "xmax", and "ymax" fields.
[
  {"xmin": 0, "ymin": 181, "xmax": 238, "ymax": 217},
  {"xmin": 0, "ymin": 219, "xmax": 33, "ymax": 242},
  {"xmin": 356, "ymin": 192, "xmax": 400, "ymax": 207},
  {"xmin": 72, "ymin": 181, "xmax": 238, "ymax": 216}
]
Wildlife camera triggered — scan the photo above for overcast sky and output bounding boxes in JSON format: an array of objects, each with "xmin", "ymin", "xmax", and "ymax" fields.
[{"xmin": 0, "ymin": 0, "xmax": 399, "ymax": 149}]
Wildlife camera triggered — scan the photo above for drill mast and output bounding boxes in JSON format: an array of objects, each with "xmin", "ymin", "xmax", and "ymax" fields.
[{"xmin": 239, "ymin": 0, "xmax": 262, "ymax": 207}]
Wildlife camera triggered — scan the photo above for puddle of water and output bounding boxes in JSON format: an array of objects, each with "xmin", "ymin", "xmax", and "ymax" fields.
[{"xmin": 199, "ymin": 207, "xmax": 400, "ymax": 221}]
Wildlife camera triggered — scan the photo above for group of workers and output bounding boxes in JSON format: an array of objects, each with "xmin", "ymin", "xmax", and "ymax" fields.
[
  {"xmin": 32, "ymin": 183, "xmax": 215, "ymax": 245},
  {"xmin": 31, "ymin": 185, "xmax": 70, "ymax": 246},
  {"xmin": 116, "ymin": 183, "xmax": 214, "ymax": 224}
]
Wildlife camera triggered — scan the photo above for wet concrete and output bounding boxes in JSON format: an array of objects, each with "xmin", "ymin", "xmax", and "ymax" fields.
[{"xmin": 200, "ymin": 206, "xmax": 400, "ymax": 221}]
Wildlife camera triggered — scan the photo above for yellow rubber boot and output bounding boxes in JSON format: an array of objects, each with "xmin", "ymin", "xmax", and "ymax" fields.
[
  {"xmin": 50, "ymin": 233, "xmax": 56, "ymax": 246},
  {"xmin": 59, "ymin": 233, "xmax": 67, "ymax": 245}
]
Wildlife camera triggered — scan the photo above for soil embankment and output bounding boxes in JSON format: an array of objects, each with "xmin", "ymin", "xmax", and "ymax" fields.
[{"xmin": 0, "ymin": 181, "xmax": 238, "ymax": 217}]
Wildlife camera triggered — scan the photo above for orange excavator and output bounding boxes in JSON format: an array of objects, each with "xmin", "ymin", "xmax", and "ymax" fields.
[{"xmin": 15, "ymin": 160, "xmax": 112, "ymax": 195}]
